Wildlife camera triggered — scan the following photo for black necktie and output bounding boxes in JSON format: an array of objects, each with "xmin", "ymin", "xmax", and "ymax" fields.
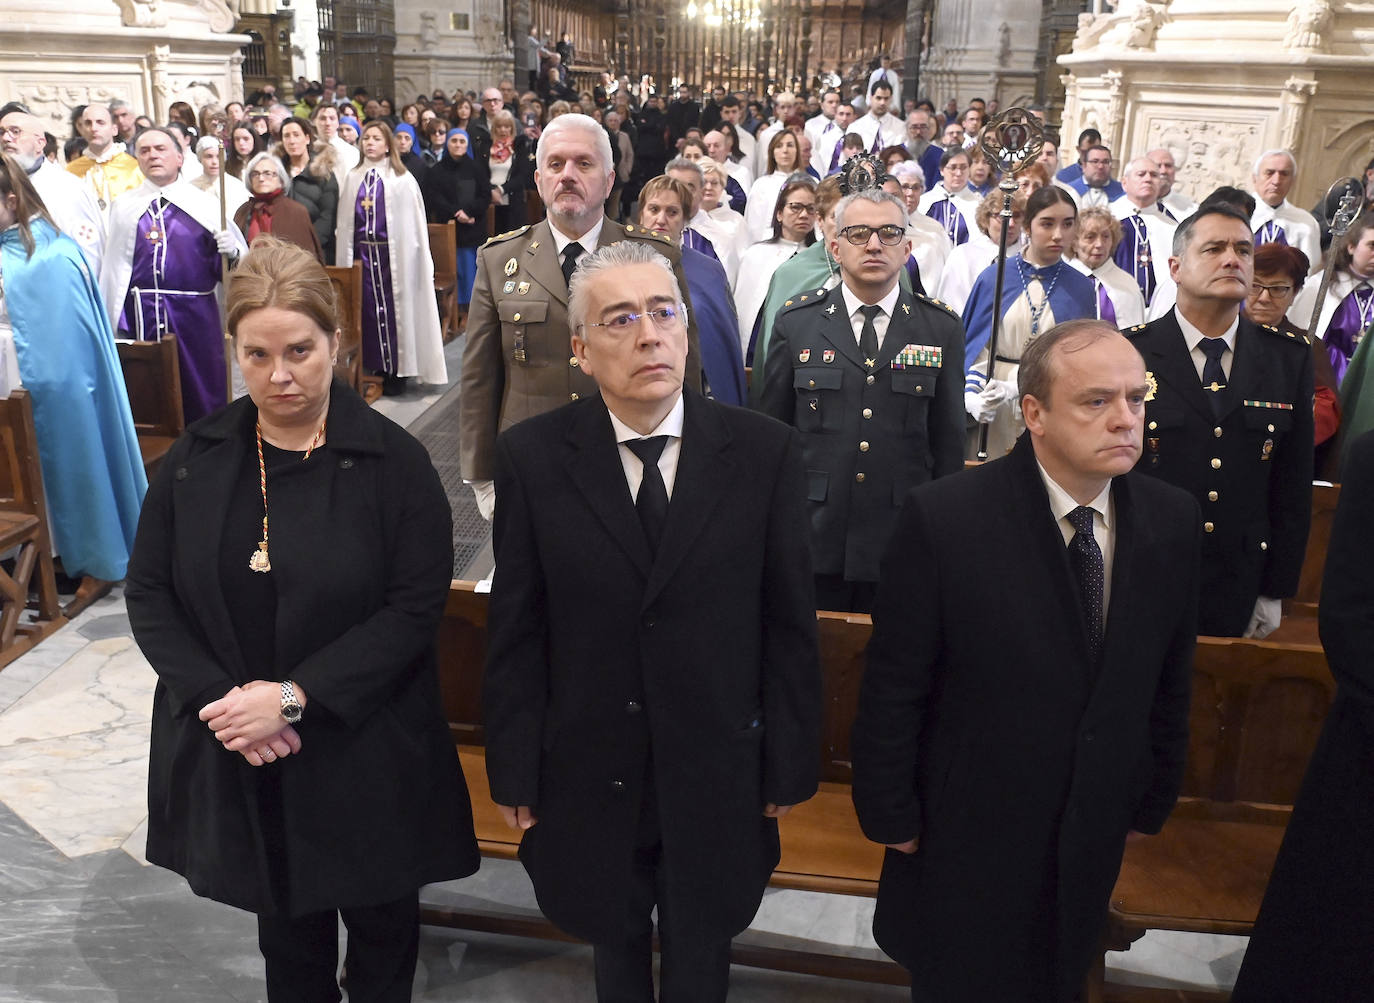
[
  {"xmin": 561, "ymin": 240, "xmax": 585, "ymax": 288},
  {"xmin": 1067, "ymin": 505, "xmax": 1104, "ymax": 662},
  {"xmin": 859, "ymin": 304, "xmax": 881, "ymax": 368},
  {"xmin": 626, "ymin": 436, "xmax": 670, "ymax": 553},
  {"xmin": 1199, "ymin": 337, "xmax": 1228, "ymax": 417}
]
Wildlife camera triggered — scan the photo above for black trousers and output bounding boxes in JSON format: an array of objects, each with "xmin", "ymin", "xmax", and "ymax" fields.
[
  {"xmin": 593, "ymin": 774, "xmax": 732, "ymax": 1003},
  {"xmin": 257, "ymin": 891, "xmax": 419, "ymax": 1003}
]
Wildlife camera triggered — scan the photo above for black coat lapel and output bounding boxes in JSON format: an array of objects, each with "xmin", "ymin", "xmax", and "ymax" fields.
[
  {"xmin": 563, "ymin": 399, "xmax": 653, "ymax": 579},
  {"xmin": 642, "ymin": 392, "xmax": 733, "ymax": 607}
]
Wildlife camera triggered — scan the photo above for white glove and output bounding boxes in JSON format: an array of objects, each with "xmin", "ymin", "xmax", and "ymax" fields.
[
  {"xmin": 214, "ymin": 230, "xmax": 238, "ymax": 258},
  {"xmin": 965, "ymin": 390, "xmax": 996, "ymax": 424},
  {"xmin": 1244, "ymin": 596, "xmax": 1282, "ymax": 640},
  {"xmin": 470, "ymin": 479, "xmax": 496, "ymax": 521},
  {"xmin": 964, "ymin": 379, "xmax": 1017, "ymax": 424}
]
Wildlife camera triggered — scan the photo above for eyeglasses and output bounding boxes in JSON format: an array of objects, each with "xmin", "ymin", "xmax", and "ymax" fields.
[
  {"xmin": 784, "ymin": 202, "xmax": 817, "ymax": 215},
  {"xmin": 584, "ymin": 306, "xmax": 685, "ymax": 332},
  {"xmin": 1251, "ymin": 281, "xmax": 1294, "ymax": 299},
  {"xmin": 1085, "ymin": 158, "xmax": 1112, "ymax": 166},
  {"xmin": 899, "ymin": 183, "xmax": 923, "ymax": 193},
  {"xmin": 0, "ymin": 126, "xmax": 26, "ymax": 138},
  {"xmin": 839, "ymin": 224, "xmax": 906, "ymax": 245},
  {"xmin": 249, "ymin": 169, "xmax": 280, "ymax": 179}
]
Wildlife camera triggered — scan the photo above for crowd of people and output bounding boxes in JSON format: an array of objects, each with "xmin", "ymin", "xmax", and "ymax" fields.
[{"xmin": 0, "ymin": 55, "xmax": 1370, "ymax": 1003}]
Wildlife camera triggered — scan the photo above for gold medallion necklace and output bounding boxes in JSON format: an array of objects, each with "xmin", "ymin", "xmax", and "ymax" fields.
[{"xmin": 250, "ymin": 419, "xmax": 326, "ymax": 573}]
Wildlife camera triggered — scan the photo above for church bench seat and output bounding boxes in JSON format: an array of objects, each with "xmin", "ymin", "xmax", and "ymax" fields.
[{"xmin": 116, "ymin": 337, "xmax": 184, "ymax": 480}]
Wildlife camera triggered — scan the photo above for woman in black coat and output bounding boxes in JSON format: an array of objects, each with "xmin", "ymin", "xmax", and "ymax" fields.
[
  {"xmin": 485, "ymin": 109, "xmax": 533, "ymax": 234},
  {"xmin": 126, "ymin": 236, "xmax": 478, "ymax": 1002},
  {"xmin": 420, "ymin": 128, "xmax": 491, "ymax": 308},
  {"xmin": 275, "ymin": 116, "xmax": 339, "ymax": 265}
]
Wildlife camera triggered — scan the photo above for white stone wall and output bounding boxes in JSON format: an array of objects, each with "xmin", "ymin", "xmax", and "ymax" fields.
[
  {"xmin": 392, "ymin": 0, "xmax": 510, "ymax": 101},
  {"xmin": 0, "ymin": 0, "xmax": 247, "ymax": 135},
  {"xmin": 923, "ymin": 0, "xmax": 1041, "ymax": 108}
]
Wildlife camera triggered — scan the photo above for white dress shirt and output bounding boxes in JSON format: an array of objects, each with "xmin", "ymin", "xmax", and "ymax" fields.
[
  {"xmin": 1175, "ymin": 306, "xmax": 1239, "ymax": 382},
  {"xmin": 1037, "ymin": 460, "xmax": 1116, "ymax": 622},
  {"xmin": 550, "ymin": 216, "xmax": 604, "ymax": 260},
  {"xmin": 840, "ymin": 281, "xmax": 901, "ymax": 351},
  {"xmin": 608, "ymin": 392, "xmax": 685, "ymax": 501}
]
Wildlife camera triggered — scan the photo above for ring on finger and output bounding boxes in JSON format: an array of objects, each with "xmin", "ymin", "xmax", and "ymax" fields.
[{"xmin": 262, "ymin": 749, "xmax": 276, "ymax": 760}]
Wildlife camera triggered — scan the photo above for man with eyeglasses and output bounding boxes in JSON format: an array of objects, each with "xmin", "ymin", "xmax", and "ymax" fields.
[
  {"xmin": 460, "ymin": 114, "xmax": 702, "ymax": 521},
  {"xmin": 1063, "ymin": 145, "xmax": 1124, "ymax": 209},
  {"xmin": 484, "ymin": 238, "xmax": 820, "ymax": 1003},
  {"xmin": 0, "ymin": 110, "xmax": 104, "ymax": 270},
  {"xmin": 757, "ymin": 189, "xmax": 965, "ymax": 613}
]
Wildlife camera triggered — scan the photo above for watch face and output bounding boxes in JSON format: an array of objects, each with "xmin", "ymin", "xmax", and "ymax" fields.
[{"xmin": 281, "ymin": 701, "xmax": 303, "ymax": 723}]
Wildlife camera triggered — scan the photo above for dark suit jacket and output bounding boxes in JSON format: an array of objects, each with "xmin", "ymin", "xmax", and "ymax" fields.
[
  {"xmin": 459, "ymin": 217, "xmax": 703, "ymax": 482},
  {"xmin": 1127, "ymin": 312, "xmax": 1313, "ymax": 635},
  {"xmin": 851, "ymin": 435, "xmax": 1199, "ymax": 1001},
  {"xmin": 1233, "ymin": 429, "xmax": 1374, "ymax": 1001},
  {"xmin": 755, "ymin": 284, "xmax": 966, "ymax": 582},
  {"xmin": 483, "ymin": 391, "xmax": 821, "ymax": 944},
  {"xmin": 127, "ymin": 381, "xmax": 478, "ymax": 916}
]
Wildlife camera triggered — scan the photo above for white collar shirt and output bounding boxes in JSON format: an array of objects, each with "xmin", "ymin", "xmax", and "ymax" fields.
[
  {"xmin": 1175, "ymin": 306, "xmax": 1240, "ymax": 381},
  {"xmin": 608, "ymin": 392, "xmax": 686, "ymax": 501},
  {"xmin": 840, "ymin": 281, "xmax": 900, "ymax": 351},
  {"xmin": 1037, "ymin": 460, "xmax": 1116, "ymax": 622}
]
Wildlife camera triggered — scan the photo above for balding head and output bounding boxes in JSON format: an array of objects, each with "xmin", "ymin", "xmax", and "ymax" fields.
[
  {"xmin": 703, "ymin": 130, "xmax": 728, "ymax": 164},
  {"xmin": 80, "ymin": 103, "xmax": 116, "ymax": 155},
  {"xmin": 0, "ymin": 112, "xmax": 47, "ymax": 167}
]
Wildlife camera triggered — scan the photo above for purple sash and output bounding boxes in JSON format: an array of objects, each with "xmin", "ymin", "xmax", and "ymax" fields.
[
  {"xmin": 354, "ymin": 169, "xmax": 401, "ymax": 375},
  {"xmin": 1093, "ymin": 276, "xmax": 1117, "ymax": 325},
  {"xmin": 1113, "ymin": 212, "xmax": 1156, "ymax": 305},
  {"xmin": 1255, "ymin": 220, "xmax": 1287, "ymax": 246},
  {"xmin": 925, "ymin": 198, "xmax": 969, "ymax": 246},
  {"xmin": 118, "ymin": 198, "xmax": 225, "ymax": 424}
]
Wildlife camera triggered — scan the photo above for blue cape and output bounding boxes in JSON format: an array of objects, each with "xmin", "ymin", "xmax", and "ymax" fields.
[
  {"xmin": 0, "ymin": 218, "xmax": 147, "ymax": 579},
  {"xmin": 961, "ymin": 254, "xmax": 1097, "ymax": 380},
  {"xmin": 681, "ymin": 247, "xmax": 747, "ymax": 407}
]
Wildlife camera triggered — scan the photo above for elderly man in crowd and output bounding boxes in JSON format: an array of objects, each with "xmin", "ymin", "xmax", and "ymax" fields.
[
  {"xmin": 757, "ymin": 188, "xmax": 965, "ymax": 613},
  {"xmin": 1111, "ymin": 156, "xmax": 1179, "ymax": 310},
  {"xmin": 66, "ymin": 103, "xmax": 142, "ymax": 216},
  {"xmin": 1250, "ymin": 149, "xmax": 1322, "ymax": 274},
  {"xmin": 1127, "ymin": 203, "xmax": 1313, "ymax": 638},
  {"xmin": 854, "ymin": 319, "xmax": 1199, "ymax": 1002},
  {"xmin": 1150, "ymin": 146, "xmax": 1197, "ymax": 219},
  {"xmin": 460, "ymin": 113, "xmax": 702, "ymax": 521},
  {"xmin": 484, "ymin": 239, "xmax": 820, "ymax": 1003},
  {"xmin": 99, "ymin": 127, "xmax": 246, "ymax": 425},
  {"xmin": 0, "ymin": 109, "xmax": 104, "ymax": 270}
]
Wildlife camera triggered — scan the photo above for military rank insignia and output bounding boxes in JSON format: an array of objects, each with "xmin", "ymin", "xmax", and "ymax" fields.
[
  {"xmin": 798, "ymin": 349, "xmax": 811, "ymax": 362},
  {"xmin": 1242, "ymin": 400, "xmax": 1294, "ymax": 410},
  {"xmin": 1144, "ymin": 371, "xmax": 1157, "ymax": 402},
  {"xmin": 891, "ymin": 344, "xmax": 942, "ymax": 369}
]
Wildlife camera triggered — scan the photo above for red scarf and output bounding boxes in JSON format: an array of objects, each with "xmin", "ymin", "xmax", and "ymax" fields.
[
  {"xmin": 490, "ymin": 138, "xmax": 513, "ymax": 164},
  {"xmin": 247, "ymin": 187, "xmax": 285, "ymax": 243}
]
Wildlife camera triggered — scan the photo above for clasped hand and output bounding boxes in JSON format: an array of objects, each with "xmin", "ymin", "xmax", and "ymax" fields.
[{"xmin": 200, "ymin": 680, "xmax": 301, "ymax": 767}]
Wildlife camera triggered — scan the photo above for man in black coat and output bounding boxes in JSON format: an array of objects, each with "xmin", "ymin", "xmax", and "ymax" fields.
[
  {"xmin": 483, "ymin": 240, "xmax": 821, "ymax": 1002},
  {"xmin": 756, "ymin": 188, "xmax": 965, "ymax": 613},
  {"xmin": 1126, "ymin": 203, "xmax": 1313, "ymax": 637},
  {"xmin": 852, "ymin": 321, "xmax": 1200, "ymax": 1002}
]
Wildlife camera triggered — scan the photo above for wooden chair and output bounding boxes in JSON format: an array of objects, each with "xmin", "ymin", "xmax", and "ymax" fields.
[
  {"xmin": 0, "ymin": 390, "xmax": 64, "ymax": 667},
  {"xmin": 428, "ymin": 221, "xmax": 459, "ymax": 343},
  {"xmin": 325, "ymin": 262, "xmax": 364, "ymax": 394},
  {"xmin": 1085, "ymin": 636, "xmax": 1336, "ymax": 1001},
  {"xmin": 116, "ymin": 337, "xmax": 184, "ymax": 480}
]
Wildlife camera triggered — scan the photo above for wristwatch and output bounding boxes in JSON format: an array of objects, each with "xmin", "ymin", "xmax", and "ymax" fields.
[{"xmin": 280, "ymin": 680, "xmax": 303, "ymax": 723}]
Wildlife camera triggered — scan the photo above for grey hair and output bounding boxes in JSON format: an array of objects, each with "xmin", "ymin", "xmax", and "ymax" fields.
[
  {"xmin": 245, "ymin": 152, "xmax": 291, "ymax": 192},
  {"xmin": 107, "ymin": 99, "xmax": 130, "ymax": 114},
  {"xmin": 536, "ymin": 112, "xmax": 614, "ymax": 174},
  {"xmin": 664, "ymin": 156, "xmax": 703, "ymax": 181},
  {"xmin": 834, "ymin": 189, "xmax": 909, "ymax": 231},
  {"xmin": 1251, "ymin": 148, "xmax": 1297, "ymax": 177},
  {"xmin": 890, "ymin": 161, "xmax": 924, "ymax": 191},
  {"xmin": 568, "ymin": 242, "xmax": 685, "ymax": 337}
]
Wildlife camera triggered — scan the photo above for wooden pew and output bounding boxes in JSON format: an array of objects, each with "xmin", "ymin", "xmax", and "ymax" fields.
[
  {"xmin": 116, "ymin": 337, "xmax": 184, "ymax": 480},
  {"xmin": 428, "ymin": 221, "xmax": 459, "ymax": 343},
  {"xmin": 1084, "ymin": 635, "xmax": 1335, "ymax": 1002},
  {"xmin": 434, "ymin": 583, "xmax": 1335, "ymax": 998},
  {"xmin": 324, "ymin": 262, "xmax": 364, "ymax": 395},
  {"xmin": 0, "ymin": 390, "xmax": 64, "ymax": 667}
]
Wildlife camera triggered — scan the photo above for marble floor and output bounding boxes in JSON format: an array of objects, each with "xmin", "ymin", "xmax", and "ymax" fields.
[{"xmin": 0, "ymin": 337, "xmax": 1249, "ymax": 1000}]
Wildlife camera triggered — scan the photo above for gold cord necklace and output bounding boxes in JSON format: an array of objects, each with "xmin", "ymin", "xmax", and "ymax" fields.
[{"xmin": 250, "ymin": 419, "xmax": 326, "ymax": 573}]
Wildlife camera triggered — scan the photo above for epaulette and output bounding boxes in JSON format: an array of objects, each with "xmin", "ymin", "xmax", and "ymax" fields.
[
  {"xmin": 482, "ymin": 225, "xmax": 530, "ymax": 248},
  {"xmin": 1123, "ymin": 323, "xmax": 1149, "ymax": 337},
  {"xmin": 620, "ymin": 223, "xmax": 672, "ymax": 244},
  {"xmin": 779, "ymin": 286, "xmax": 832, "ymax": 313},
  {"xmin": 1260, "ymin": 322, "xmax": 1312, "ymax": 346},
  {"xmin": 914, "ymin": 293, "xmax": 960, "ymax": 321}
]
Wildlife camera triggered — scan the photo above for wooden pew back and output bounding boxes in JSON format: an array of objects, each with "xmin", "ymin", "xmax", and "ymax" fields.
[
  {"xmin": 0, "ymin": 389, "xmax": 61, "ymax": 646},
  {"xmin": 117, "ymin": 337, "xmax": 183, "ymax": 439},
  {"xmin": 325, "ymin": 263, "xmax": 364, "ymax": 393}
]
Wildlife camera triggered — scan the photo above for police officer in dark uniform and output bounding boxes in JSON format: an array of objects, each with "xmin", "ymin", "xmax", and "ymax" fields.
[
  {"xmin": 756, "ymin": 188, "xmax": 965, "ymax": 613},
  {"xmin": 1127, "ymin": 202, "xmax": 1313, "ymax": 637}
]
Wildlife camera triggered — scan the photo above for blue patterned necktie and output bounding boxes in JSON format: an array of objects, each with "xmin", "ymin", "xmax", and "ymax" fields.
[{"xmin": 1067, "ymin": 506, "xmax": 1104, "ymax": 661}]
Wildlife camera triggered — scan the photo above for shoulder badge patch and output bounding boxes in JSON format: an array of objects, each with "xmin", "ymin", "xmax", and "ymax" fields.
[{"xmin": 913, "ymin": 293, "xmax": 960, "ymax": 320}]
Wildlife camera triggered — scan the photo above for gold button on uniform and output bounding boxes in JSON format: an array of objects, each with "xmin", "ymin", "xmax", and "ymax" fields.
[
  {"xmin": 1213, "ymin": 426, "xmax": 1223, "ymax": 437},
  {"xmin": 866, "ymin": 375, "xmax": 875, "ymax": 385},
  {"xmin": 569, "ymin": 392, "xmax": 579, "ymax": 400},
  {"xmin": 1208, "ymin": 491, "xmax": 1218, "ymax": 502},
  {"xmin": 855, "ymin": 472, "xmax": 865, "ymax": 483},
  {"xmin": 859, "ymin": 441, "xmax": 870, "ymax": 452},
  {"xmin": 1260, "ymin": 541, "xmax": 1268, "ymax": 551},
  {"xmin": 1148, "ymin": 421, "xmax": 1157, "ymax": 431},
  {"xmin": 862, "ymin": 408, "xmax": 873, "ymax": 419},
  {"xmin": 808, "ymin": 379, "xmax": 816, "ymax": 388},
  {"xmin": 1211, "ymin": 458, "xmax": 1222, "ymax": 469},
  {"xmin": 569, "ymin": 356, "xmax": 579, "ymax": 367},
  {"xmin": 915, "ymin": 385, "xmax": 924, "ymax": 392},
  {"xmin": 1267, "ymin": 424, "xmax": 1275, "ymax": 433},
  {"xmin": 513, "ymin": 312, "xmax": 521, "ymax": 322},
  {"xmin": 1204, "ymin": 522, "xmax": 1214, "ymax": 533}
]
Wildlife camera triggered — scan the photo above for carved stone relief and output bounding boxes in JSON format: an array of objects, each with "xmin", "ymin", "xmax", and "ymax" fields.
[
  {"xmin": 1145, "ymin": 117, "xmax": 1262, "ymax": 196},
  {"xmin": 1284, "ymin": 0, "xmax": 1334, "ymax": 52},
  {"xmin": 112, "ymin": 0, "xmax": 167, "ymax": 29},
  {"xmin": 15, "ymin": 83, "xmax": 130, "ymax": 135},
  {"xmin": 419, "ymin": 11, "xmax": 440, "ymax": 51}
]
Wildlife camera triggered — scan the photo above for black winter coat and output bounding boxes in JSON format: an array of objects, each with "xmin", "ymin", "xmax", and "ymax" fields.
[
  {"xmin": 421, "ymin": 155, "xmax": 492, "ymax": 249},
  {"xmin": 288, "ymin": 161, "xmax": 339, "ymax": 265},
  {"xmin": 127, "ymin": 382, "xmax": 479, "ymax": 916}
]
